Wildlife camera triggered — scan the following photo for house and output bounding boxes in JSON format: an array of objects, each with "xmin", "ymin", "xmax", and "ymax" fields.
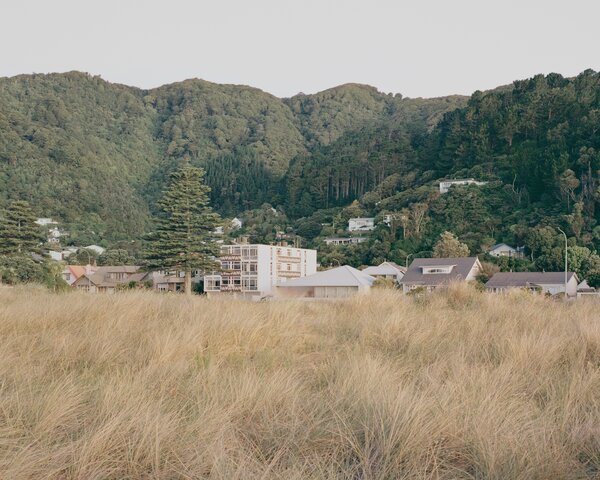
[
  {"xmin": 577, "ymin": 280, "xmax": 598, "ymax": 298},
  {"xmin": 400, "ymin": 257, "xmax": 482, "ymax": 293},
  {"xmin": 485, "ymin": 272, "xmax": 579, "ymax": 297},
  {"xmin": 47, "ymin": 227, "xmax": 67, "ymax": 244},
  {"xmin": 348, "ymin": 217, "xmax": 375, "ymax": 232},
  {"xmin": 324, "ymin": 237, "xmax": 368, "ymax": 246},
  {"xmin": 276, "ymin": 265, "xmax": 375, "ymax": 299},
  {"xmin": 439, "ymin": 178, "xmax": 487, "ymax": 194},
  {"xmin": 488, "ymin": 243, "xmax": 524, "ymax": 258},
  {"xmin": 362, "ymin": 262, "xmax": 406, "ymax": 284},
  {"xmin": 204, "ymin": 243, "xmax": 317, "ymax": 299},
  {"xmin": 72, "ymin": 266, "xmax": 147, "ymax": 293},
  {"xmin": 231, "ymin": 217, "xmax": 243, "ymax": 229},
  {"xmin": 151, "ymin": 272, "xmax": 186, "ymax": 292},
  {"xmin": 35, "ymin": 218, "xmax": 58, "ymax": 226},
  {"xmin": 62, "ymin": 264, "xmax": 95, "ymax": 285},
  {"xmin": 84, "ymin": 245, "xmax": 106, "ymax": 256}
]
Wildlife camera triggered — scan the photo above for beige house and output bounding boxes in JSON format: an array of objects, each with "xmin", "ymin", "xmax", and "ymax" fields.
[
  {"xmin": 72, "ymin": 266, "xmax": 147, "ymax": 293},
  {"xmin": 276, "ymin": 265, "xmax": 375, "ymax": 299}
]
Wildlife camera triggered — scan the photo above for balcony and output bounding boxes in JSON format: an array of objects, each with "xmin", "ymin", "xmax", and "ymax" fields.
[
  {"xmin": 277, "ymin": 256, "xmax": 301, "ymax": 262},
  {"xmin": 277, "ymin": 270, "xmax": 301, "ymax": 278}
]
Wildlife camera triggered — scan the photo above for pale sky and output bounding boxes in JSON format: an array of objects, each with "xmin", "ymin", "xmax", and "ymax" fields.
[{"xmin": 2, "ymin": 0, "xmax": 599, "ymax": 98}]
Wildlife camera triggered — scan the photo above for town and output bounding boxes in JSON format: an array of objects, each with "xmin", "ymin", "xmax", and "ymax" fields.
[{"xmin": 32, "ymin": 187, "xmax": 596, "ymax": 300}]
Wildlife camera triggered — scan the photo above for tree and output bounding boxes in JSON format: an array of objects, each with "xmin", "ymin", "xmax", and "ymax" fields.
[
  {"xmin": 0, "ymin": 200, "xmax": 43, "ymax": 255},
  {"xmin": 433, "ymin": 231, "xmax": 470, "ymax": 258},
  {"xmin": 70, "ymin": 248, "xmax": 98, "ymax": 266},
  {"xmin": 144, "ymin": 166, "xmax": 220, "ymax": 294},
  {"xmin": 559, "ymin": 169, "xmax": 580, "ymax": 211},
  {"xmin": 97, "ymin": 249, "xmax": 137, "ymax": 266}
]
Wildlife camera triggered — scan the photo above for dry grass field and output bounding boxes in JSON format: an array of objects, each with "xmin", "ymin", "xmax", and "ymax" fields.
[{"xmin": 1, "ymin": 285, "xmax": 600, "ymax": 479}]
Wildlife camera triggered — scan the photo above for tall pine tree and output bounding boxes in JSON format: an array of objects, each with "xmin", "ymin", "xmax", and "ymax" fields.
[
  {"xmin": 144, "ymin": 166, "xmax": 220, "ymax": 294},
  {"xmin": 0, "ymin": 200, "xmax": 42, "ymax": 255}
]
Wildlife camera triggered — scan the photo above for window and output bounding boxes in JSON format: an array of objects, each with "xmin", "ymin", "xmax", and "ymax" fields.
[
  {"xmin": 204, "ymin": 276, "xmax": 221, "ymax": 291},
  {"xmin": 422, "ymin": 266, "xmax": 454, "ymax": 274},
  {"xmin": 242, "ymin": 277, "xmax": 258, "ymax": 291}
]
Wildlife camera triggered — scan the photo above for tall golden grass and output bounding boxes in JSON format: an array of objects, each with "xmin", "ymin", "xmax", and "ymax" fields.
[{"xmin": 1, "ymin": 285, "xmax": 600, "ymax": 479}]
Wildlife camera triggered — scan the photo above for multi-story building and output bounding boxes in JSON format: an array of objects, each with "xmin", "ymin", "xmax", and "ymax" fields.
[{"xmin": 204, "ymin": 243, "xmax": 317, "ymax": 298}]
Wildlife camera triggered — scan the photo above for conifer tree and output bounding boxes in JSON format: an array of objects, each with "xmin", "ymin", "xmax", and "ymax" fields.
[
  {"xmin": 145, "ymin": 166, "xmax": 220, "ymax": 294},
  {"xmin": 0, "ymin": 200, "xmax": 42, "ymax": 255}
]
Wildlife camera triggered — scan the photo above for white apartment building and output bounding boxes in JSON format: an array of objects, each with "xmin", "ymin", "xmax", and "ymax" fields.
[
  {"xmin": 348, "ymin": 217, "xmax": 375, "ymax": 232},
  {"xmin": 204, "ymin": 244, "xmax": 317, "ymax": 299}
]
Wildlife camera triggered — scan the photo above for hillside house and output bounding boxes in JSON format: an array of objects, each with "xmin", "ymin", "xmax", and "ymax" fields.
[
  {"xmin": 439, "ymin": 178, "xmax": 487, "ymax": 194},
  {"xmin": 488, "ymin": 243, "xmax": 524, "ymax": 258},
  {"xmin": 35, "ymin": 218, "xmax": 58, "ymax": 226},
  {"xmin": 577, "ymin": 280, "xmax": 598, "ymax": 298},
  {"xmin": 276, "ymin": 265, "xmax": 375, "ymax": 299},
  {"xmin": 348, "ymin": 218, "xmax": 375, "ymax": 232},
  {"xmin": 400, "ymin": 257, "xmax": 482, "ymax": 293},
  {"xmin": 324, "ymin": 237, "xmax": 367, "ymax": 246},
  {"xmin": 204, "ymin": 243, "xmax": 317, "ymax": 299},
  {"xmin": 485, "ymin": 272, "xmax": 579, "ymax": 297},
  {"xmin": 362, "ymin": 261, "xmax": 406, "ymax": 284}
]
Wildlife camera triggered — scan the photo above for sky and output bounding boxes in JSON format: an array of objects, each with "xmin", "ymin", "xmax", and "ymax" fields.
[{"xmin": 2, "ymin": 0, "xmax": 599, "ymax": 98}]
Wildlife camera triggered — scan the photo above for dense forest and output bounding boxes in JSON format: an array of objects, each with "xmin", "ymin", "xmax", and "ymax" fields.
[{"xmin": 2, "ymin": 70, "xmax": 600, "ymax": 282}]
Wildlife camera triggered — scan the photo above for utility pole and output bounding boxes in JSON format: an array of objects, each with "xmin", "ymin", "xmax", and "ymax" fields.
[{"xmin": 557, "ymin": 227, "xmax": 568, "ymax": 300}]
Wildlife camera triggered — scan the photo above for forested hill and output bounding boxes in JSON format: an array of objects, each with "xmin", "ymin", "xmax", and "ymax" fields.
[
  {"xmin": 0, "ymin": 72, "xmax": 465, "ymax": 241},
  {"xmin": 3, "ymin": 70, "xmax": 600, "ymax": 276}
]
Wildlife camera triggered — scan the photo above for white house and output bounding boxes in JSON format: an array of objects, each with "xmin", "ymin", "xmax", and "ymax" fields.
[
  {"xmin": 276, "ymin": 265, "xmax": 375, "ymax": 299},
  {"xmin": 231, "ymin": 217, "xmax": 243, "ymax": 229},
  {"xmin": 362, "ymin": 262, "xmax": 406, "ymax": 284},
  {"xmin": 35, "ymin": 218, "xmax": 58, "ymax": 226},
  {"xmin": 324, "ymin": 237, "xmax": 368, "ymax": 246},
  {"xmin": 439, "ymin": 178, "xmax": 487, "ymax": 194},
  {"xmin": 485, "ymin": 272, "xmax": 579, "ymax": 298},
  {"xmin": 204, "ymin": 243, "xmax": 317, "ymax": 299},
  {"xmin": 400, "ymin": 257, "xmax": 482, "ymax": 293},
  {"xmin": 577, "ymin": 280, "xmax": 598, "ymax": 298},
  {"xmin": 84, "ymin": 245, "xmax": 106, "ymax": 255},
  {"xmin": 488, "ymin": 243, "xmax": 524, "ymax": 258},
  {"xmin": 348, "ymin": 217, "xmax": 375, "ymax": 232}
]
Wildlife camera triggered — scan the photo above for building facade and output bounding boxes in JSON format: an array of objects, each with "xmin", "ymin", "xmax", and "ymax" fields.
[
  {"xmin": 400, "ymin": 257, "xmax": 482, "ymax": 293},
  {"xmin": 324, "ymin": 237, "xmax": 367, "ymax": 246},
  {"xmin": 348, "ymin": 218, "xmax": 375, "ymax": 232},
  {"xmin": 204, "ymin": 244, "xmax": 317, "ymax": 299},
  {"xmin": 485, "ymin": 272, "xmax": 579, "ymax": 297},
  {"xmin": 488, "ymin": 243, "xmax": 524, "ymax": 258},
  {"xmin": 439, "ymin": 178, "xmax": 487, "ymax": 194}
]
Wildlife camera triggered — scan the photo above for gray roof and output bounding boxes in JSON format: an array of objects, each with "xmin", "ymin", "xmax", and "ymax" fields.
[
  {"xmin": 278, "ymin": 265, "xmax": 375, "ymax": 288},
  {"xmin": 485, "ymin": 272, "xmax": 578, "ymax": 288},
  {"xmin": 578, "ymin": 280, "xmax": 596, "ymax": 292},
  {"xmin": 401, "ymin": 257, "xmax": 480, "ymax": 286},
  {"xmin": 489, "ymin": 243, "xmax": 515, "ymax": 251},
  {"xmin": 363, "ymin": 262, "xmax": 406, "ymax": 276}
]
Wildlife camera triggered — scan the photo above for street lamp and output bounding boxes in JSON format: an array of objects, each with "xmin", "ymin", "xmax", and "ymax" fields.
[{"xmin": 557, "ymin": 227, "xmax": 568, "ymax": 300}]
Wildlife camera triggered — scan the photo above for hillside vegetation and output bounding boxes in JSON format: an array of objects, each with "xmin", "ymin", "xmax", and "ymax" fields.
[
  {"xmin": 2, "ymin": 286, "xmax": 600, "ymax": 478},
  {"xmin": 3, "ymin": 70, "xmax": 600, "ymax": 276},
  {"xmin": 0, "ymin": 72, "xmax": 464, "ymax": 240}
]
